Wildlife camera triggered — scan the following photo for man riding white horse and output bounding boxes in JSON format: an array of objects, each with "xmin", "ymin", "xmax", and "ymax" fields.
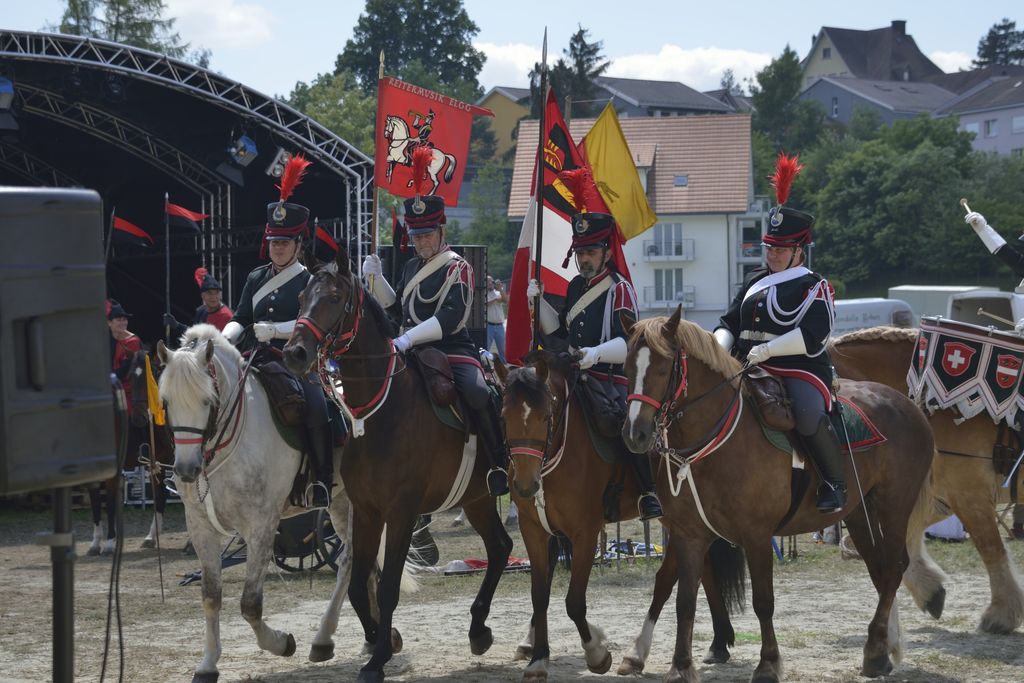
[{"xmin": 362, "ymin": 185, "xmax": 510, "ymax": 497}]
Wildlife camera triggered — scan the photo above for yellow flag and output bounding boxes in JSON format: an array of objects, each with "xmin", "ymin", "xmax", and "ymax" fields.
[
  {"xmin": 144, "ymin": 354, "xmax": 165, "ymax": 426},
  {"xmin": 582, "ymin": 103, "xmax": 657, "ymax": 240}
]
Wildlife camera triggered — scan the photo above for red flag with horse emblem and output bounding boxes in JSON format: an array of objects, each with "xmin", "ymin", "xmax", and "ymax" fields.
[{"xmin": 374, "ymin": 76, "xmax": 493, "ymax": 206}]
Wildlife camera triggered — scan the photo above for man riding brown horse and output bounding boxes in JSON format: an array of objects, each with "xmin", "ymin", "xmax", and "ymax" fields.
[{"xmin": 361, "ymin": 191, "xmax": 510, "ymax": 496}]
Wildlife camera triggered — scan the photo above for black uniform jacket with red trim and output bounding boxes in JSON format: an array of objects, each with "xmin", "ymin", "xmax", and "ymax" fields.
[
  {"xmin": 717, "ymin": 266, "xmax": 834, "ymax": 388},
  {"xmin": 551, "ymin": 268, "xmax": 637, "ymax": 378}
]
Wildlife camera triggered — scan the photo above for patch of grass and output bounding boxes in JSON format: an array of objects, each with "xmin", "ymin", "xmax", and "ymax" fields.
[{"xmin": 734, "ymin": 630, "xmax": 760, "ymax": 643}]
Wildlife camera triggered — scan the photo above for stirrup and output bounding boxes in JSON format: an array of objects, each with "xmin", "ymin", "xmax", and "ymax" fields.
[
  {"xmin": 638, "ymin": 492, "xmax": 663, "ymax": 521},
  {"xmin": 304, "ymin": 481, "xmax": 331, "ymax": 509},
  {"xmin": 486, "ymin": 467, "xmax": 509, "ymax": 497},
  {"xmin": 816, "ymin": 481, "xmax": 846, "ymax": 513}
]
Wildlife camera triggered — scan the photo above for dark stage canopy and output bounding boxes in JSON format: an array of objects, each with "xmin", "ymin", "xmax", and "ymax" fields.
[{"xmin": 0, "ymin": 30, "xmax": 374, "ymax": 342}]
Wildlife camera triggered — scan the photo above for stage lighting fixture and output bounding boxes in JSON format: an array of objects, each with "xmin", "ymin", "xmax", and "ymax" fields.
[
  {"xmin": 0, "ymin": 77, "xmax": 17, "ymax": 132},
  {"xmin": 102, "ymin": 73, "xmax": 125, "ymax": 102},
  {"xmin": 265, "ymin": 147, "xmax": 291, "ymax": 178},
  {"xmin": 229, "ymin": 135, "xmax": 258, "ymax": 166}
]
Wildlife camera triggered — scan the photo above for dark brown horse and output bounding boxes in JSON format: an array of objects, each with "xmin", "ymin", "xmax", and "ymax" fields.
[
  {"xmin": 498, "ymin": 350, "xmax": 744, "ymax": 681},
  {"xmin": 87, "ymin": 348, "xmax": 174, "ymax": 555},
  {"xmin": 282, "ymin": 248, "xmax": 512, "ymax": 683},
  {"xmin": 622, "ymin": 308, "xmax": 934, "ymax": 682},
  {"xmin": 830, "ymin": 326, "xmax": 1024, "ymax": 633}
]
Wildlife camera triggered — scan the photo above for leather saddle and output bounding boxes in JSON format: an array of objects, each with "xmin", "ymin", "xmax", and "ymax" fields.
[
  {"xmin": 744, "ymin": 366, "xmax": 795, "ymax": 431},
  {"xmin": 410, "ymin": 347, "xmax": 457, "ymax": 407}
]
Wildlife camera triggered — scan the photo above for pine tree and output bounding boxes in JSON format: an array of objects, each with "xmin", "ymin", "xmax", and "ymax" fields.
[
  {"xmin": 973, "ymin": 18, "xmax": 1024, "ymax": 67},
  {"xmin": 100, "ymin": 0, "xmax": 187, "ymax": 57},
  {"xmin": 56, "ymin": 0, "xmax": 98, "ymax": 36},
  {"xmin": 529, "ymin": 26, "xmax": 609, "ymax": 117}
]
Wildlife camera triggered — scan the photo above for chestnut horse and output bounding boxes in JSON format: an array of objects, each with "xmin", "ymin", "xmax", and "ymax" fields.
[
  {"xmin": 282, "ymin": 248, "xmax": 512, "ymax": 683},
  {"xmin": 87, "ymin": 348, "xmax": 174, "ymax": 555},
  {"xmin": 622, "ymin": 309, "xmax": 934, "ymax": 682},
  {"xmin": 498, "ymin": 350, "xmax": 745, "ymax": 681},
  {"xmin": 830, "ymin": 326, "xmax": 1024, "ymax": 633}
]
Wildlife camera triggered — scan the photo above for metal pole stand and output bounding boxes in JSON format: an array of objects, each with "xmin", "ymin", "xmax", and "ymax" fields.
[{"xmin": 35, "ymin": 487, "xmax": 75, "ymax": 683}]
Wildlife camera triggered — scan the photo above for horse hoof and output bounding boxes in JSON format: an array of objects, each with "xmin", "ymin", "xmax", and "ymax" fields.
[
  {"xmin": 309, "ymin": 643, "xmax": 335, "ymax": 662},
  {"xmin": 470, "ymin": 627, "xmax": 494, "ymax": 656},
  {"xmin": 703, "ymin": 646, "xmax": 731, "ymax": 664},
  {"xmin": 753, "ymin": 674, "xmax": 780, "ymax": 683},
  {"xmin": 140, "ymin": 538, "xmax": 155, "ymax": 549},
  {"xmin": 100, "ymin": 546, "xmax": 114, "ymax": 557},
  {"xmin": 522, "ymin": 668, "xmax": 548, "ymax": 681},
  {"xmin": 86, "ymin": 546, "xmax": 100, "ymax": 557},
  {"xmin": 616, "ymin": 655, "xmax": 644, "ymax": 675},
  {"xmin": 924, "ymin": 586, "xmax": 946, "ymax": 620},
  {"xmin": 281, "ymin": 633, "xmax": 296, "ymax": 657},
  {"xmin": 861, "ymin": 654, "xmax": 893, "ymax": 678},
  {"xmin": 588, "ymin": 650, "xmax": 613, "ymax": 675},
  {"xmin": 356, "ymin": 669, "xmax": 385, "ymax": 683},
  {"xmin": 191, "ymin": 672, "xmax": 219, "ymax": 683},
  {"xmin": 514, "ymin": 644, "xmax": 533, "ymax": 661},
  {"xmin": 390, "ymin": 627, "xmax": 403, "ymax": 654}
]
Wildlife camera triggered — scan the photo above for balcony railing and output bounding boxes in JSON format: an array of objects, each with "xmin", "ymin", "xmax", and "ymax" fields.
[
  {"xmin": 641, "ymin": 285, "xmax": 696, "ymax": 310},
  {"xmin": 642, "ymin": 238, "xmax": 694, "ymax": 261}
]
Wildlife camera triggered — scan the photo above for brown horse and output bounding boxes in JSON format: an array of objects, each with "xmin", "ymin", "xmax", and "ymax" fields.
[
  {"xmin": 497, "ymin": 351, "xmax": 744, "ymax": 681},
  {"xmin": 621, "ymin": 308, "xmax": 934, "ymax": 682},
  {"xmin": 282, "ymin": 248, "xmax": 513, "ymax": 683},
  {"xmin": 830, "ymin": 326, "xmax": 1024, "ymax": 633},
  {"xmin": 87, "ymin": 348, "xmax": 175, "ymax": 555}
]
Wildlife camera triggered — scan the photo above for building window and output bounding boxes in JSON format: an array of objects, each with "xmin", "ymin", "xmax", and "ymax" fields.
[
  {"xmin": 674, "ymin": 175, "xmax": 688, "ymax": 187},
  {"xmin": 739, "ymin": 221, "xmax": 762, "ymax": 259},
  {"xmin": 831, "ymin": 97, "xmax": 839, "ymax": 118},
  {"xmin": 1013, "ymin": 115, "xmax": 1024, "ymax": 134},
  {"xmin": 964, "ymin": 122, "xmax": 980, "ymax": 135},
  {"xmin": 984, "ymin": 119, "xmax": 999, "ymax": 137},
  {"xmin": 822, "ymin": 47, "xmax": 831, "ymax": 60},
  {"xmin": 654, "ymin": 267, "xmax": 685, "ymax": 303}
]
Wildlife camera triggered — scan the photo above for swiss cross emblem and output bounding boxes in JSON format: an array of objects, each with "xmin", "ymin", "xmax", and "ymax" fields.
[
  {"xmin": 941, "ymin": 341, "xmax": 976, "ymax": 377},
  {"xmin": 917, "ymin": 335, "xmax": 928, "ymax": 370},
  {"xmin": 996, "ymin": 354, "xmax": 1021, "ymax": 389}
]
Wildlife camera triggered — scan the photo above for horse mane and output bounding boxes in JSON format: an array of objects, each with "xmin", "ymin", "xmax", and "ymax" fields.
[
  {"xmin": 629, "ymin": 317, "xmax": 742, "ymax": 377},
  {"xmin": 159, "ymin": 324, "xmax": 239, "ymax": 405},
  {"xmin": 504, "ymin": 366, "xmax": 551, "ymax": 411},
  {"xmin": 358, "ymin": 277, "xmax": 400, "ymax": 339},
  {"xmin": 830, "ymin": 326, "xmax": 918, "ymax": 346}
]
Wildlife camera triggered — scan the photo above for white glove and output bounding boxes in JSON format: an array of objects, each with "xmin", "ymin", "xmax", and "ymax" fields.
[
  {"xmin": 393, "ymin": 334, "xmax": 412, "ymax": 353},
  {"xmin": 362, "ymin": 254, "xmax": 382, "ymax": 278},
  {"xmin": 254, "ymin": 322, "xmax": 276, "ymax": 343},
  {"xmin": 1016, "ymin": 318, "xmax": 1024, "ymax": 336},
  {"xmin": 577, "ymin": 347, "xmax": 600, "ymax": 369},
  {"xmin": 747, "ymin": 343, "xmax": 771, "ymax": 365},
  {"xmin": 965, "ymin": 211, "xmax": 1006, "ymax": 253},
  {"xmin": 526, "ymin": 279, "xmax": 542, "ymax": 299},
  {"xmin": 965, "ymin": 211, "xmax": 987, "ymax": 231}
]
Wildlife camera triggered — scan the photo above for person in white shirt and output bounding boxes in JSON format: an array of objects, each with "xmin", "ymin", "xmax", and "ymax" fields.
[{"xmin": 485, "ymin": 275, "xmax": 507, "ymax": 362}]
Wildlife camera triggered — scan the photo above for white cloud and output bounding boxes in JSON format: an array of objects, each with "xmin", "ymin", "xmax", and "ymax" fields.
[
  {"xmin": 930, "ymin": 50, "xmax": 973, "ymax": 73},
  {"xmin": 476, "ymin": 41, "xmax": 541, "ymax": 89},
  {"xmin": 607, "ymin": 45, "xmax": 773, "ymax": 92},
  {"xmin": 166, "ymin": 0, "xmax": 274, "ymax": 49}
]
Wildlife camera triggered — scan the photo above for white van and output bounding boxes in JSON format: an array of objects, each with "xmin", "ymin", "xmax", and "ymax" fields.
[{"xmin": 832, "ymin": 298, "xmax": 915, "ymax": 334}]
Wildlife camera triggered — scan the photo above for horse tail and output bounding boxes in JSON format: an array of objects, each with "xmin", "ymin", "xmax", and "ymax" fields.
[
  {"xmin": 548, "ymin": 533, "xmax": 572, "ymax": 571},
  {"xmin": 376, "ymin": 525, "xmax": 420, "ymax": 594},
  {"xmin": 443, "ymin": 153, "xmax": 457, "ymax": 182},
  {"xmin": 708, "ymin": 537, "xmax": 747, "ymax": 616}
]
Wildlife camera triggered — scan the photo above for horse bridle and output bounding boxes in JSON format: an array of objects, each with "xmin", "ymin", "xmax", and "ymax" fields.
[
  {"xmin": 168, "ymin": 354, "xmax": 246, "ymax": 466},
  {"xmin": 508, "ymin": 372, "xmax": 579, "ymax": 469},
  {"xmin": 627, "ymin": 350, "xmax": 689, "ymax": 429},
  {"xmin": 295, "ymin": 270, "xmax": 364, "ymax": 360}
]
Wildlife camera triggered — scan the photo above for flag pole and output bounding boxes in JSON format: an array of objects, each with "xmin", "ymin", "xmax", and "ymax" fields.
[
  {"xmin": 104, "ymin": 205, "xmax": 115, "ymax": 265},
  {"xmin": 531, "ymin": 28, "xmax": 548, "ymax": 351},
  {"xmin": 369, "ymin": 49, "xmax": 385, "ymax": 289},
  {"xmin": 164, "ymin": 192, "xmax": 171, "ymax": 342}
]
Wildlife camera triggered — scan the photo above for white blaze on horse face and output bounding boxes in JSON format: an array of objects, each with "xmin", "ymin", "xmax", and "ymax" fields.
[
  {"xmin": 627, "ymin": 347, "xmax": 652, "ymax": 433},
  {"xmin": 521, "ymin": 403, "xmax": 532, "ymax": 431}
]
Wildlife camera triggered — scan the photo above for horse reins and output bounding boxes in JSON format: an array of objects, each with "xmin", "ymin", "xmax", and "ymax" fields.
[
  {"xmin": 508, "ymin": 376, "xmax": 576, "ymax": 472},
  {"xmin": 169, "ymin": 353, "xmax": 249, "ymax": 469}
]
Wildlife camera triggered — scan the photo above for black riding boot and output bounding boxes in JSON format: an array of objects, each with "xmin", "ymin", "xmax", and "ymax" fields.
[
  {"xmin": 305, "ymin": 422, "xmax": 335, "ymax": 508},
  {"xmin": 473, "ymin": 404, "xmax": 509, "ymax": 497},
  {"xmin": 631, "ymin": 453, "xmax": 663, "ymax": 521},
  {"xmin": 803, "ymin": 415, "xmax": 847, "ymax": 513}
]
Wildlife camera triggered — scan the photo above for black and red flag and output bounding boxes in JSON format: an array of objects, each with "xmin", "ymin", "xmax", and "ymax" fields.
[
  {"xmin": 111, "ymin": 215, "xmax": 153, "ymax": 247},
  {"xmin": 165, "ymin": 200, "xmax": 207, "ymax": 233}
]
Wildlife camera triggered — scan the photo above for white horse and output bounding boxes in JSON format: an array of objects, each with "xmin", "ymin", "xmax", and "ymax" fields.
[
  {"xmin": 383, "ymin": 114, "xmax": 457, "ymax": 194},
  {"xmin": 158, "ymin": 324, "xmax": 354, "ymax": 683}
]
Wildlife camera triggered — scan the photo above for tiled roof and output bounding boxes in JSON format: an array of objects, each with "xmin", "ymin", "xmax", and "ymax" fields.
[
  {"xmin": 508, "ymin": 115, "xmax": 751, "ymax": 218},
  {"xmin": 935, "ymin": 76, "xmax": 1024, "ymax": 115},
  {"xmin": 477, "ymin": 86, "xmax": 530, "ymax": 105},
  {"xmin": 925, "ymin": 65, "xmax": 1024, "ymax": 94},
  {"xmin": 809, "ymin": 77, "xmax": 956, "ymax": 113},
  {"xmin": 594, "ymin": 76, "xmax": 731, "ymax": 112},
  {"xmin": 819, "ymin": 22, "xmax": 943, "ymax": 82},
  {"xmin": 703, "ymin": 88, "xmax": 755, "ymax": 113}
]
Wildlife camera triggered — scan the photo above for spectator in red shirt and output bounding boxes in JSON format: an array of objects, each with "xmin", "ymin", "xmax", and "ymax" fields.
[
  {"xmin": 163, "ymin": 267, "xmax": 234, "ymax": 339},
  {"xmin": 108, "ymin": 299, "xmax": 141, "ymax": 414}
]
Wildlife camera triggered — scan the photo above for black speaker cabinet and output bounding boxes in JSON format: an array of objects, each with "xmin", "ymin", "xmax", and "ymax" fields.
[{"xmin": 0, "ymin": 188, "xmax": 117, "ymax": 495}]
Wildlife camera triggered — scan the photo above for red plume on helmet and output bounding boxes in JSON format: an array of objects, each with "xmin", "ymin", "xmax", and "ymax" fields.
[
  {"xmin": 557, "ymin": 167, "xmax": 601, "ymax": 213},
  {"xmin": 193, "ymin": 267, "xmax": 208, "ymax": 288},
  {"xmin": 411, "ymin": 147, "xmax": 432, "ymax": 198},
  {"xmin": 276, "ymin": 154, "xmax": 312, "ymax": 203},
  {"xmin": 769, "ymin": 153, "xmax": 804, "ymax": 206}
]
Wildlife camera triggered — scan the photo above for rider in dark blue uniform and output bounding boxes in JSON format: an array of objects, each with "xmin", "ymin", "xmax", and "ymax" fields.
[
  {"xmin": 714, "ymin": 154, "xmax": 844, "ymax": 512},
  {"xmin": 361, "ymin": 193, "xmax": 510, "ymax": 496},
  {"xmin": 221, "ymin": 155, "xmax": 335, "ymax": 508}
]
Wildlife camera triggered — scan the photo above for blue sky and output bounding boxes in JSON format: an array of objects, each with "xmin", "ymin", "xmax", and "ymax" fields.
[{"xmin": 4, "ymin": 1, "xmax": 1020, "ymax": 99}]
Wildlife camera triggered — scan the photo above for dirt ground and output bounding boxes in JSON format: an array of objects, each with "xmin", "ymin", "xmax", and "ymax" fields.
[{"xmin": 2, "ymin": 499, "xmax": 1024, "ymax": 682}]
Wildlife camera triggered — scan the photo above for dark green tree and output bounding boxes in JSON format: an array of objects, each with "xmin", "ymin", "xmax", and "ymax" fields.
[
  {"xmin": 719, "ymin": 68, "xmax": 744, "ymax": 96},
  {"xmin": 56, "ymin": 0, "xmax": 98, "ymax": 35},
  {"xmin": 529, "ymin": 25, "xmax": 610, "ymax": 117},
  {"xmin": 973, "ymin": 18, "xmax": 1024, "ymax": 67},
  {"xmin": 336, "ymin": 0, "xmax": 485, "ymax": 97},
  {"xmin": 465, "ymin": 160, "xmax": 514, "ymax": 277},
  {"xmin": 99, "ymin": 0, "xmax": 187, "ymax": 57},
  {"xmin": 749, "ymin": 45, "xmax": 824, "ymax": 153},
  {"xmin": 287, "ymin": 71, "xmax": 377, "ymax": 154}
]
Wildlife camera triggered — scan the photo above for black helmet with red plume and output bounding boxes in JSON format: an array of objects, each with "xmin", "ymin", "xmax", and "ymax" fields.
[
  {"xmin": 557, "ymin": 167, "xmax": 616, "ymax": 267},
  {"xmin": 262, "ymin": 153, "xmax": 312, "ymax": 258},
  {"xmin": 764, "ymin": 152, "xmax": 814, "ymax": 248},
  {"xmin": 403, "ymin": 147, "xmax": 446, "ymax": 235}
]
